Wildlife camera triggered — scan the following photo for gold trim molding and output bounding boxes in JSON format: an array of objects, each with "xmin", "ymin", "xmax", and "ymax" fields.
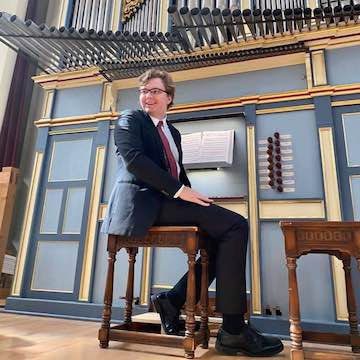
[
  {"xmin": 35, "ymin": 111, "xmax": 119, "ymax": 128},
  {"xmin": 214, "ymin": 199, "xmax": 248, "ymax": 218},
  {"xmin": 12, "ymin": 152, "xmax": 44, "ymax": 296},
  {"xmin": 41, "ymin": 89, "xmax": 55, "ymax": 119},
  {"xmin": 259, "ymin": 200, "xmax": 325, "ymax": 219},
  {"xmin": 247, "ymin": 126, "xmax": 261, "ymax": 315},
  {"xmin": 332, "ymin": 99, "xmax": 360, "ymax": 107},
  {"xmin": 256, "ymin": 104, "xmax": 315, "ymax": 115},
  {"xmin": 33, "ymin": 67, "xmax": 106, "ymax": 90},
  {"xmin": 318, "ymin": 127, "xmax": 347, "ymax": 321},
  {"xmin": 79, "ymin": 146, "xmax": 106, "ymax": 301},
  {"xmin": 48, "ymin": 127, "xmax": 98, "ymax": 135},
  {"xmin": 140, "ymin": 247, "xmax": 152, "ymax": 305},
  {"xmin": 311, "ymin": 50, "xmax": 327, "ymax": 87}
]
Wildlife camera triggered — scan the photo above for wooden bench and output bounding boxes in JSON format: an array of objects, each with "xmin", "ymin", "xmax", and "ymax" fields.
[
  {"xmin": 98, "ymin": 226, "xmax": 210, "ymax": 359},
  {"xmin": 280, "ymin": 221, "xmax": 360, "ymax": 360}
]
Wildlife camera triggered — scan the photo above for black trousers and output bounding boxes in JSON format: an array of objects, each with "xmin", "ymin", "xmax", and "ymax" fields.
[{"xmin": 154, "ymin": 197, "xmax": 248, "ymax": 314}]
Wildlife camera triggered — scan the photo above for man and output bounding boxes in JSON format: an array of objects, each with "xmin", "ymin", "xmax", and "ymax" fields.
[{"xmin": 102, "ymin": 69, "xmax": 283, "ymax": 357}]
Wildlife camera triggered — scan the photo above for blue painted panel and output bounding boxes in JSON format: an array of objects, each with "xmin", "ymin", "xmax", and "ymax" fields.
[
  {"xmin": 152, "ymin": 248, "xmax": 190, "ymax": 287},
  {"xmin": 326, "ymin": 46, "xmax": 360, "ymax": 85},
  {"xmin": 32, "ymin": 241, "xmax": 79, "ymax": 292},
  {"xmin": 257, "ymin": 110, "xmax": 323, "ymax": 199},
  {"xmin": 49, "ymin": 138, "xmax": 93, "ymax": 182},
  {"xmin": 350, "ymin": 176, "xmax": 360, "ymax": 220},
  {"xmin": 260, "ymin": 222, "xmax": 335, "ymax": 322},
  {"xmin": 62, "ymin": 187, "xmax": 86, "ymax": 234},
  {"xmin": 342, "ymin": 113, "xmax": 360, "ymax": 167},
  {"xmin": 175, "ymin": 117, "xmax": 247, "ymax": 197},
  {"xmin": 117, "ymin": 65, "xmax": 307, "ymax": 110},
  {"xmin": 52, "ymin": 85, "xmax": 102, "ymax": 118},
  {"xmin": 92, "ymin": 230, "xmax": 143, "ymax": 305},
  {"xmin": 40, "ymin": 189, "xmax": 63, "ymax": 234}
]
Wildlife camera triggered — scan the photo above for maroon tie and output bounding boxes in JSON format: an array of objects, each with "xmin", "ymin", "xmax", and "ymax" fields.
[{"xmin": 156, "ymin": 121, "xmax": 178, "ymax": 179}]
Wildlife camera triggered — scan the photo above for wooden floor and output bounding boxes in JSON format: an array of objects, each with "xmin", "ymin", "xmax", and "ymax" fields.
[{"xmin": 0, "ymin": 311, "xmax": 358, "ymax": 360}]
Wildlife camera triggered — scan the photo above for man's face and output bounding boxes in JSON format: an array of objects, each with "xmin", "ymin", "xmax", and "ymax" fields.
[{"xmin": 139, "ymin": 77, "xmax": 172, "ymax": 119}]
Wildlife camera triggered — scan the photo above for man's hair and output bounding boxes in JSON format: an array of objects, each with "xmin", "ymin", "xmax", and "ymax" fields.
[{"xmin": 138, "ymin": 69, "xmax": 175, "ymax": 107}]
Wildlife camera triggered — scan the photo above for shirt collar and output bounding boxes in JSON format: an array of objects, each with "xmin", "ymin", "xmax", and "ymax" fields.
[{"xmin": 149, "ymin": 115, "xmax": 167, "ymax": 127}]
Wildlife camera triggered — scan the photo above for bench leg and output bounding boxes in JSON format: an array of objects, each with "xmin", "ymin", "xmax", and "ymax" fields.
[
  {"xmin": 200, "ymin": 249, "xmax": 209, "ymax": 349},
  {"xmin": 124, "ymin": 247, "xmax": 138, "ymax": 324},
  {"xmin": 99, "ymin": 237, "xmax": 117, "ymax": 349},
  {"xmin": 184, "ymin": 252, "xmax": 196, "ymax": 359},
  {"xmin": 342, "ymin": 256, "xmax": 360, "ymax": 353},
  {"xmin": 287, "ymin": 257, "xmax": 304, "ymax": 360}
]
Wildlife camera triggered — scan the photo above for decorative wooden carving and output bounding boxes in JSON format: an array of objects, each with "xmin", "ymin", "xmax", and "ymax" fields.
[{"xmin": 122, "ymin": 0, "xmax": 146, "ymax": 23}]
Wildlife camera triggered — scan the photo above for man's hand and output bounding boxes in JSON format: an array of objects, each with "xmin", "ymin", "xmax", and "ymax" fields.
[{"xmin": 178, "ymin": 186, "xmax": 213, "ymax": 206}]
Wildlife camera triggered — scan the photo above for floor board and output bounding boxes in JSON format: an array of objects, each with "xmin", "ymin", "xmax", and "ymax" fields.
[{"xmin": 0, "ymin": 312, "xmax": 357, "ymax": 360}]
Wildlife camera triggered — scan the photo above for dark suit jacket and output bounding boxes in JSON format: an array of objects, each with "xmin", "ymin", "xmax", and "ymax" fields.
[{"xmin": 101, "ymin": 109, "xmax": 191, "ymax": 236}]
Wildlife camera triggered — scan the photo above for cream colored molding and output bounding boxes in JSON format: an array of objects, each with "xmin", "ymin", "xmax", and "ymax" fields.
[
  {"xmin": 247, "ymin": 126, "xmax": 261, "ymax": 315},
  {"xmin": 305, "ymin": 52, "xmax": 313, "ymax": 89},
  {"xmin": 41, "ymin": 89, "xmax": 55, "ymax": 119},
  {"xmin": 98, "ymin": 203, "xmax": 107, "ymax": 221},
  {"xmin": 311, "ymin": 50, "xmax": 327, "ymax": 87},
  {"xmin": 12, "ymin": 152, "xmax": 44, "ymax": 296},
  {"xmin": 111, "ymin": 0, "xmax": 122, "ymax": 32},
  {"xmin": 215, "ymin": 200, "xmax": 248, "ymax": 218},
  {"xmin": 101, "ymin": 82, "xmax": 117, "ymax": 112},
  {"xmin": 318, "ymin": 127, "xmax": 347, "ymax": 321},
  {"xmin": 48, "ymin": 127, "xmax": 98, "ymax": 136},
  {"xmin": 259, "ymin": 200, "xmax": 325, "ymax": 219},
  {"xmin": 34, "ymin": 111, "xmax": 119, "ymax": 128},
  {"xmin": 140, "ymin": 248, "xmax": 153, "ymax": 305},
  {"xmin": 79, "ymin": 146, "xmax": 106, "ymax": 301},
  {"xmin": 33, "ymin": 67, "xmax": 106, "ymax": 90},
  {"xmin": 158, "ymin": 0, "xmax": 169, "ymax": 34},
  {"xmin": 332, "ymin": 99, "xmax": 360, "ymax": 107},
  {"xmin": 256, "ymin": 104, "xmax": 315, "ymax": 115},
  {"xmin": 112, "ymin": 53, "xmax": 305, "ymax": 90}
]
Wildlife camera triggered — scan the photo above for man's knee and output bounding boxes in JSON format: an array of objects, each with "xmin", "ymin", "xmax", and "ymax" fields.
[{"xmin": 235, "ymin": 214, "xmax": 248, "ymax": 231}]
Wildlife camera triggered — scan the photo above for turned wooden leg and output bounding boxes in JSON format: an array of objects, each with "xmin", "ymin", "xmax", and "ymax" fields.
[
  {"xmin": 286, "ymin": 257, "xmax": 304, "ymax": 360},
  {"xmin": 124, "ymin": 247, "xmax": 138, "ymax": 324},
  {"xmin": 99, "ymin": 236, "xmax": 117, "ymax": 348},
  {"xmin": 184, "ymin": 251, "xmax": 196, "ymax": 359},
  {"xmin": 200, "ymin": 249, "xmax": 209, "ymax": 349},
  {"xmin": 342, "ymin": 256, "xmax": 360, "ymax": 353}
]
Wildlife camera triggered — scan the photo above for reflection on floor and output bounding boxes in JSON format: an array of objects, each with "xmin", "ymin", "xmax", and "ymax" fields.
[{"xmin": 0, "ymin": 312, "xmax": 357, "ymax": 360}]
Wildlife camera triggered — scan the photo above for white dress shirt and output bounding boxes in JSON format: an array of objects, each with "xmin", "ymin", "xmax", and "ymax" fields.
[{"xmin": 149, "ymin": 115, "xmax": 185, "ymax": 197}]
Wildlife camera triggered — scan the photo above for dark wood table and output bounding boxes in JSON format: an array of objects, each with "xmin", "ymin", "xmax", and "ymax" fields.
[
  {"xmin": 98, "ymin": 226, "xmax": 210, "ymax": 359},
  {"xmin": 280, "ymin": 221, "xmax": 360, "ymax": 360}
]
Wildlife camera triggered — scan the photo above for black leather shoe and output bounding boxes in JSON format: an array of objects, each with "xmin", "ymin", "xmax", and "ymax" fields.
[
  {"xmin": 151, "ymin": 292, "xmax": 180, "ymax": 335},
  {"xmin": 215, "ymin": 324, "xmax": 284, "ymax": 357}
]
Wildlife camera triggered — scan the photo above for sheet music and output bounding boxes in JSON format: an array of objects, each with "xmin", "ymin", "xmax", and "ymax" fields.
[{"xmin": 182, "ymin": 130, "xmax": 235, "ymax": 169}]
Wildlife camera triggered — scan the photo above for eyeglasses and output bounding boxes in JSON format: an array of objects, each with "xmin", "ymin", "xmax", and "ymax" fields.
[{"xmin": 139, "ymin": 88, "xmax": 168, "ymax": 96}]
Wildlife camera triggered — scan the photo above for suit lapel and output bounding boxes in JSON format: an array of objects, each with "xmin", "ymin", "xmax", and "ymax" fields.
[
  {"xmin": 168, "ymin": 122, "xmax": 183, "ymax": 163},
  {"xmin": 141, "ymin": 111, "xmax": 167, "ymax": 167}
]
